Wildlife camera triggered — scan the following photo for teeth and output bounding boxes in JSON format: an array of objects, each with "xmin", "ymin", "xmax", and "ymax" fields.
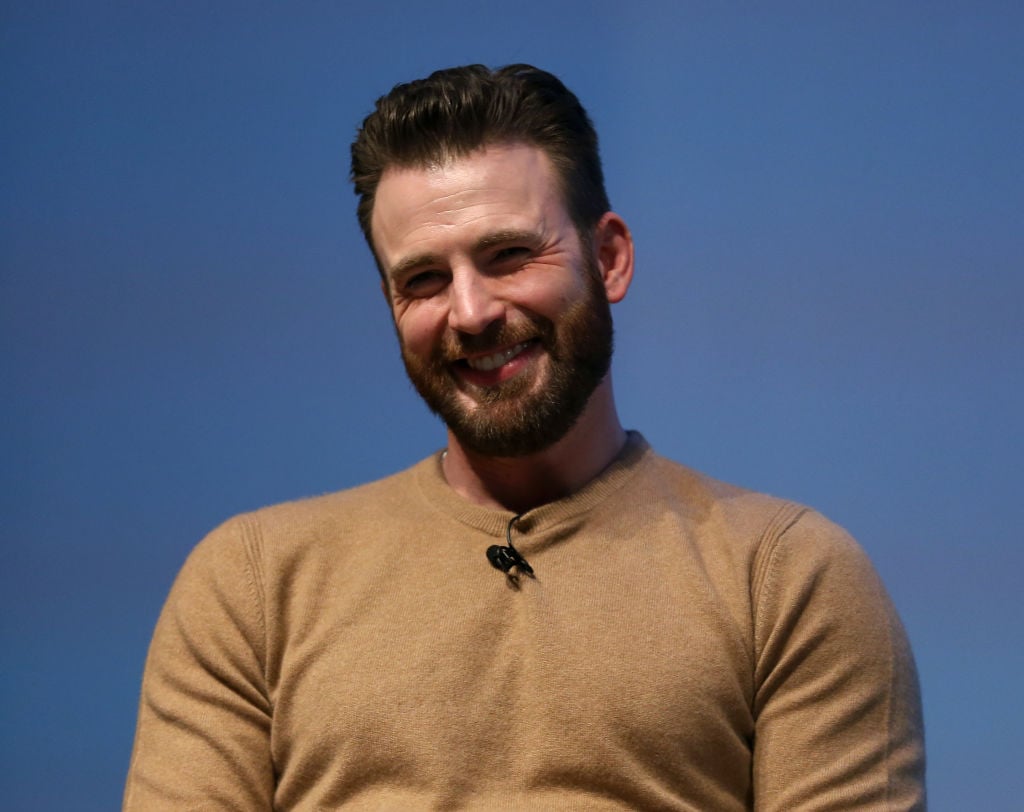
[{"xmin": 466, "ymin": 342, "xmax": 529, "ymax": 372}]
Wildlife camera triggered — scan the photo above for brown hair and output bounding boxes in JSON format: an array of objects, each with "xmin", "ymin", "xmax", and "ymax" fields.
[{"xmin": 350, "ymin": 64, "xmax": 610, "ymax": 268}]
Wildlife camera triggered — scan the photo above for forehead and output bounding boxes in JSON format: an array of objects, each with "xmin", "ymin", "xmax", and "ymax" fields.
[{"xmin": 370, "ymin": 143, "xmax": 570, "ymax": 265}]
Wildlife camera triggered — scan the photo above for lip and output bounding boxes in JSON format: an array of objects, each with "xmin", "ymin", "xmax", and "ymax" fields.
[
  {"xmin": 453, "ymin": 339, "xmax": 541, "ymax": 387},
  {"xmin": 463, "ymin": 341, "xmax": 531, "ymax": 372}
]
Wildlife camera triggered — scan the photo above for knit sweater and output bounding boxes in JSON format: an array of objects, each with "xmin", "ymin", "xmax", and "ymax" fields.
[{"xmin": 124, "ymin": 433, "xmax": 925, "ymax": 810}]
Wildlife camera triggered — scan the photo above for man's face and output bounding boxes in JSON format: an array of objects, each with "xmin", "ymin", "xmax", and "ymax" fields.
[{"xmin": 370, "ymin": 142, "xmax": 613, "ymax": 457}]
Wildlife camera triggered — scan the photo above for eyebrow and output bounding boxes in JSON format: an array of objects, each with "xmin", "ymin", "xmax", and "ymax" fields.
[
  {"xmin": 388, "ymin": 252, "xmax": 444, "ymax": 281},
  {"xmin": 387, "ymin": 229, "xmax": 541, "ymax": 280},
  {"xmin": 474, "ymin": 229, "xmax": 540, "ymax": 252}
]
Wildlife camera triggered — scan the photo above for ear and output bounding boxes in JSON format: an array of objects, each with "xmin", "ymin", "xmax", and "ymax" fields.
[{"xmin": 592, "ymin": 211, "xmax": 634, "ymax": 304}]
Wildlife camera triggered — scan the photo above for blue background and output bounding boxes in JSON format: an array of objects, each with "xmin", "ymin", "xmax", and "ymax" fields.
[{"xmin": 2, "ymin": 2, "xmax": 1021, "ymax": 808}]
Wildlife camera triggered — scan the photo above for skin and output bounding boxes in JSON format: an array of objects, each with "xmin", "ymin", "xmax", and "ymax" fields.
[{"xmin": 371, "ymin": 142, "xmax": 635, "ymax": 512}]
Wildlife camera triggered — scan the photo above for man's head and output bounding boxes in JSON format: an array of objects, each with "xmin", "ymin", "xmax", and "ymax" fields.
[
  {"xmin": 350, "ymin": 63, "xmax": 610, "ymax": 267},
  {"xmin": 352, "ymin": 67, "xmax": 633, "ymax": 459}
]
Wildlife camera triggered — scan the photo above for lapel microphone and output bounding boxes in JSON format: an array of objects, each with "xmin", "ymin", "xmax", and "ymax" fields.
[{"xmin": 486, "ymin": 513, "xmax": 534, "ymax": 579}]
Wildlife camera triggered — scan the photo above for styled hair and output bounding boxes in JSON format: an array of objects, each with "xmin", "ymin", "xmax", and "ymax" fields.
[{"xmin": 350, "ymin": 64, "xmax": 610, "ymax": 267}]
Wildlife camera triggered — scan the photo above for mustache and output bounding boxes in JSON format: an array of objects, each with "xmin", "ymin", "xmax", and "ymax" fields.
[{"xmin": 436, "ymin": 318, "xmax": 554, "ymax": 362}]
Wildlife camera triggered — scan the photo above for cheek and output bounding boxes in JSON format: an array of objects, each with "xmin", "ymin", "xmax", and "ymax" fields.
[
  {"xmin": 394, "ymin": 303, "xmax": 447, "ymax": 355},
  {"xmin": 523, "ymin": 276, "xmax": 587, "ymax": 320},
  {"xmin": 510, "ymin": 259, "xmax": 582, "ymax": 304}
]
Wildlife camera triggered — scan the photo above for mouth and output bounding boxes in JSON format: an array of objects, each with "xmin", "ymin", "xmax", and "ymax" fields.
[
  {"xmin": 464, "ymin": 341, "xmax": 532, "ymax": 372},
  {"xmin": 452, "ymin": 339, "xmax": 540, "ymax": 386}
]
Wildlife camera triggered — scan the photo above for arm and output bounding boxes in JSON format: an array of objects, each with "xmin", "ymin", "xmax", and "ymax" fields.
[
  {"xmin": 124, "ymin": 517, "xmax": 274, "ymax": 810},
  {"xmin": 751, "ymin": 509, "xmax": 926, "ymax": 810}
]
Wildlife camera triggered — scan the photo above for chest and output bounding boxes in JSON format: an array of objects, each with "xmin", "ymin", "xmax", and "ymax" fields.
[{"xmin": 265, "ymin": 526, "xmax": 756, "ymax": 807}]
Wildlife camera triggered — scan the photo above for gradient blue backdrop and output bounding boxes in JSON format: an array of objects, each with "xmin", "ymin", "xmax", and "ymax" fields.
[{"xmin": 2, "ymin": 2, "xmax": 1021, "ymax": 808}]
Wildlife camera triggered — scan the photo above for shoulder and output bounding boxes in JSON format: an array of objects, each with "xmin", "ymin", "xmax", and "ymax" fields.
[
  {"xmin": 250, "ymin": 459, "xmax": 427, "ymax": 534},
  {"xmin": 639, "ymin": 450, "xmax": 808, "ymax": 550},
  {"xmin": 636, "ymin": 447, "xmax": 880, "ymax": 594},
  {"xmin": 751, "ymin": 505, "xmax": 883, "ymax": 611},
  {"xmin": 184, "ymin": 455, "xmax": 437, "ymax": 578}
]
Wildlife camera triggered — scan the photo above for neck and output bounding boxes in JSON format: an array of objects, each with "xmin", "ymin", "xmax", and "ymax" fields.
[{"xmin": 441, "ymin": 379, "xmax": 627, "ymax": 513}]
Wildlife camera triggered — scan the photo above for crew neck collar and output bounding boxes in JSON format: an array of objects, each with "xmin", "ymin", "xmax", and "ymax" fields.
[{"xmin": 414, "ymin": 431, "xmax": 652, "ymax": 537}]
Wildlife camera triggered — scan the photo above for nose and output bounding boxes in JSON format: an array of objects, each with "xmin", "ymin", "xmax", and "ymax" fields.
[{"xmin": 447, "ymin": 266, "xmax": 505, "ymax": 335}]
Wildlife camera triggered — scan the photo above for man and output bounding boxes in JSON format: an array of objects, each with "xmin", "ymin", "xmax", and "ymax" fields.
[{"xmin": 125, "ymin": 64, "xmax": 926, "ymax": 810}]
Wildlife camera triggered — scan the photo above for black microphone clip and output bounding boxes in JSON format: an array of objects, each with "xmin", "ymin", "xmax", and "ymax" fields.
[
  {"xmin": 486, "ymin": 514, "xmax": 534, "ymax": 580},
  {"xmin": 486, "ymin": 543, "xmax": 534, "ymax": 576}
]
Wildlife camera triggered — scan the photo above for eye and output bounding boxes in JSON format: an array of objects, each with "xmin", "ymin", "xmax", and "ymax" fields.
[
  {"xmin": 402, "ymin": 271, "xmax": 447, "ymax": 298},
  {"xmin": 492, "ymin": 246, "xmax": 531, "ymax": 264}
]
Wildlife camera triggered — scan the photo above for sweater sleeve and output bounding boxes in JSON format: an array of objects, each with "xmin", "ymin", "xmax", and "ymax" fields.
[
  {"xmin": 123, "ymin": 516, "xmax": 274, "ymax": 811},
  {"xmin": 750, "ymin": 508, "xmax": 926, "ymax": 811}
]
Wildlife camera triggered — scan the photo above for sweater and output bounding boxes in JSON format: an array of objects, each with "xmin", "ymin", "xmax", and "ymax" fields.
[{"xmin": 124, "ymin": 432, "xmax": 925, "ymax": 810}]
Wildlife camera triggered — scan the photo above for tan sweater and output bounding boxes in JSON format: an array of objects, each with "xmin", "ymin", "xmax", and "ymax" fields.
[{"xmin": 124, "ymin": 433, "xmax": 925, "ymax": 810}]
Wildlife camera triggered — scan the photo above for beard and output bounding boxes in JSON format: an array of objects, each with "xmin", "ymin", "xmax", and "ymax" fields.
[{"xmin": 399, "ymin": 261, "xmax": 614, "ymax": 458}]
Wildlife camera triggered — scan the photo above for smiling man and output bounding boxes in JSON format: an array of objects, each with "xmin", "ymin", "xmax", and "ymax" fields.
[
  {"xmin": 125, "ymin": 65, "xmax": 926, "ymax": 810},
  {"xmin": 373, "ymin": 141, "xmax": 631, "ymax": 509}
]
